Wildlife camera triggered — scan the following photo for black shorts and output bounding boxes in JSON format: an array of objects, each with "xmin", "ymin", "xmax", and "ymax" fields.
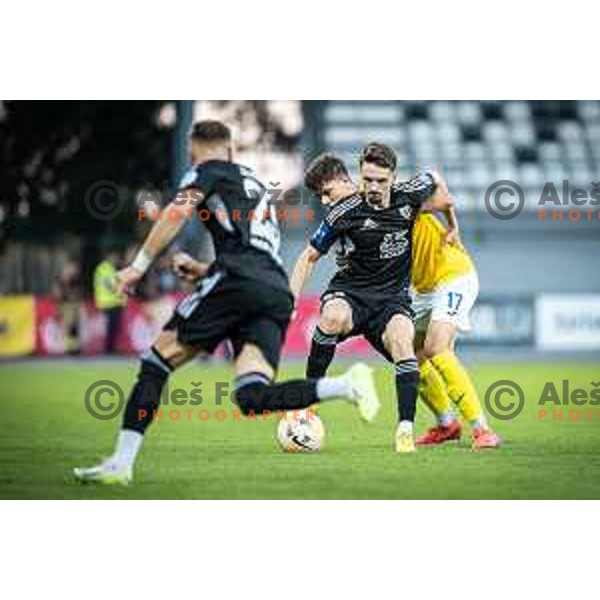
[
  {"xmin": 320, "ymin": 286, "xmax": 414, "ymax": 361},
  {"xmin": 164, "ymin": 268, "xmax": 293, "ymax": 370}
]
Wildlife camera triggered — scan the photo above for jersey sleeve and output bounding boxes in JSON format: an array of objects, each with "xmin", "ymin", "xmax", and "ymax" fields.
[
  {"xmin": 177, "ymin": 164, "xmax": 220, "ymax": 198},
  {"xmin": 393, "ymin": 171, "xmax": 437, "ymax": 207},
  {"xmin": 309, "ymin": 196, "xmax": 358, "ymax": 255},
  {"xmin": 309, "ymin": 219, "xmax": 340, "ymax": 255}
]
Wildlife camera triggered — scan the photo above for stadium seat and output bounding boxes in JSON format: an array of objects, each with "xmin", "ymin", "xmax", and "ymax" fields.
[{"xmin": 321, "ymin": 101, "xmax": 600, "ymax": 210}]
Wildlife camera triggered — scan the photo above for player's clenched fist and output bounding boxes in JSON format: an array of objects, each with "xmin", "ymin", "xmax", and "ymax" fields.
[{"xmin": 171, "ymin": 251, "xmax": 209, "ymax": 282}]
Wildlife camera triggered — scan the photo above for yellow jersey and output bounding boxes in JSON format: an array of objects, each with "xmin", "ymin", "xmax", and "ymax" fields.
[{"xmin": 411, "ymin": 213, "xmax": 475, "ymax": 294}]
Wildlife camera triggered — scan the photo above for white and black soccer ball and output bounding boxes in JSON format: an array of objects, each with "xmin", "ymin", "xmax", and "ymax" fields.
[{"xmin": 276, "ymin": 410, "xmax": 325, "ymax": 452}]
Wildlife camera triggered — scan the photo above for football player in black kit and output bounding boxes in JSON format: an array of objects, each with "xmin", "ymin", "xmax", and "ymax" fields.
[
  {"xmin": 74, "ymin": 120, "xmax": 380, "ymax": 485},
  {"xmin": 290, "ymin": 145, "xmax": 454, "ymax": 452}
]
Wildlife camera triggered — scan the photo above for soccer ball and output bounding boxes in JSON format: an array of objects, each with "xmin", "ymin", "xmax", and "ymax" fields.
[{"xmin": 276, "ymin": 410, "xmax": 325, "ymax": 452}]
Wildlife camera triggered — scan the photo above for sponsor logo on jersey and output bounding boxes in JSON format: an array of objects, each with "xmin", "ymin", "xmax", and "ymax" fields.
[
  {"xmin": 379, "ymin": 231, "xmax": 409, "ymax": 259},
  {"xmin": 397, "ymin": 205, "xmax": 413, "ymax": 220},
  {"xmin": 362, "ymin": 217, "xmax": 379, "ymax": 230}
]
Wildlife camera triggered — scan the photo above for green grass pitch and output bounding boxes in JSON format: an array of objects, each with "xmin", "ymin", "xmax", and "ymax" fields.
[{"xmin": 1, "ymin": 359, "xmax": 599, "ymax": 499}]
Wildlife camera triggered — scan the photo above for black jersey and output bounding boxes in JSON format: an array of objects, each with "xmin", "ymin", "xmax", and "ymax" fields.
[
  {"xmin": 178, "ymin": 160, "xmax": 289, "ymax": 292},
  {"xmin": 310, "ymin": 172, "xmax": 437, "ymax": 295}
]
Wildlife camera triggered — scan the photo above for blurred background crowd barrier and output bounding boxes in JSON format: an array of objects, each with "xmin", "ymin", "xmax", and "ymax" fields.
[{"xmin": 1, "ymin": 101, "xmax": 599, "ymax": 357}]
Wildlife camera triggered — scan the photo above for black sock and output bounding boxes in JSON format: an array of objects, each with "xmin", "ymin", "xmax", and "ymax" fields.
[
  {"xmin": 395, "ymin": 358, "xmax": 419, "ymax": 422},
  {"xmin": 306, "ymin": 327, "xmax": 338, "ymax": 378},
  {"xmin": 234, "ymin": 372, "xmax": 318, "ymax": 414},
  {"xmin": 123, "ymin": 348, "xmax": 172, "ymax": 434}
]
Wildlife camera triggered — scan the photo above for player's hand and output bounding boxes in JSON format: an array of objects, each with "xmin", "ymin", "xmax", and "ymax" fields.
[
  {"xmin": 444, "ymin": 228, "xmax": 461, "ymax": 246},
  {"xmin": 171, "ymin": 251, "xmax": 197, "ymax": 280},
  {"xmin": 113, "ymin": 266, "xmax": 143, "ymax": 298},
  {"xmin": 172, "ymin": 252, "xmax": 206, "ymax": 281}
]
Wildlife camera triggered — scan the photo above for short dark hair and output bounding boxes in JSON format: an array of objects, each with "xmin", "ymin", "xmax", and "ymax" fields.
[
  {"xmin": 304, "ymin": 152, "xmax": 349, "ymax": 194},
  {"xmin": 359, "ymin": 142, "xmax": 397, "ymax": 171},
  {"xmin": 190, "ymin": 120, "xmax": 232, "ymax": 145}
]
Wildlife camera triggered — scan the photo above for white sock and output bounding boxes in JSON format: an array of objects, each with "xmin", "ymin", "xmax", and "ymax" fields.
[
  {"xmin": 471, "ymin": 417, "xmax": 488, "ymax": 430},
  {"xmin": 316, "ymin": 376, "xmax": 353, "ymax": 400},
  {"xmin": 111, "ymin": 429, "xmax": 144, "ymax": 469},
  {"xmin": 398, "ymin": 420, "xmax": 413, "ymax": 433},
  {"xmin": 438, "ymin": 411, "xmax": 457, "ymax": 427}
]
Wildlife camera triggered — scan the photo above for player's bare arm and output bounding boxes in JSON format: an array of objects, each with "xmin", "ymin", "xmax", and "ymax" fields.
[
  {"xmin": 290, "ymin": 244, "xmax": 322, "ymax": 300},
  {"xmin": 416, "ymin": 172, "xmax": 459, "ymax": 244},
  {"xmin": 442, "ymin": 204, "xmax": 461, "ymax": 246},
  {"xmin": 115, "ymin": 188, "xmax": 204, "ymax": 296}
]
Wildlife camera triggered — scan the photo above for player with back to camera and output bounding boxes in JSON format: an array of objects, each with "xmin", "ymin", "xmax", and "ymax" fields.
[
  {"xmin": 290, "ymin": 148, "xmax": 454, "ymax": 452},
  {"xmin": 73, "ymin": 120, "xmax": 380, "ymax": 485}
]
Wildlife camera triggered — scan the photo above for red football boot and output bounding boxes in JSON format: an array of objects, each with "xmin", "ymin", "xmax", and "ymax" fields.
[
  {"xmin": 416, "ymin": 420, "xmax": 462, "ymax": 446},
  {"xmin": 472, "ymin": 426, "xmax": 502, "ymax": 450}
]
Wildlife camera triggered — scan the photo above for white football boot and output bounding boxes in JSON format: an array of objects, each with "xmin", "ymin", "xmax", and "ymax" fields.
[
  {"xmin": 395, "ymin": 423, "xmax": 416, "ymax": 453},
  {"xmin": 343, "ymin": 362, "xmax": 381, "ymax": 422},
  {"xmin": 73, "ymin": 459, "xmax": 132, "ymax": 486}
]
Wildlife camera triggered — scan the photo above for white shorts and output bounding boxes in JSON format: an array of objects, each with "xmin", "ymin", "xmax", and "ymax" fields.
[{"xmin": 411, "ymin": 272, "xmax": 479, "ymax": 333}]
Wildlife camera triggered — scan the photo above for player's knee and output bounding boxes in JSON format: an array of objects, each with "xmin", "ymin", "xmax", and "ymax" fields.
[
  {"xmin": 140, "ymin": 347, "xmax": 174, "ymax": 376},
  {"xmin": 153, "ymin": 333, "xmax": 178, "ymax": 363},
  {"xmin": 152, "ymin": 330, "xmax": 196, "ymax": 369},
  {"xmin": 389, "ymin": 339, "xmax": 414, "ymax": 362},
  {"xmin": 384, "ymin": 315, "xmax": 414, "ymax": 360},
  {"xmin": 320, "ymin": 309, "xmax": 349, "ymax": 335},
  {"xmin": 422, "ymin": 339, "xmax": 449, "ymax": 360}
]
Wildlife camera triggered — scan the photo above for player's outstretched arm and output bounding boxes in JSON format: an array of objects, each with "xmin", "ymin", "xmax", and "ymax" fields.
[
  {"xmin": 291, "ymin": 209, "xmax": 342, "ymax": 301},
  {"xmin": 290, "ymin": 244, "xmax": 322, "ymax": 302},
  {"xmin": 115, "ymin": 189, "xmax": 203, "ymax": 296}
]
